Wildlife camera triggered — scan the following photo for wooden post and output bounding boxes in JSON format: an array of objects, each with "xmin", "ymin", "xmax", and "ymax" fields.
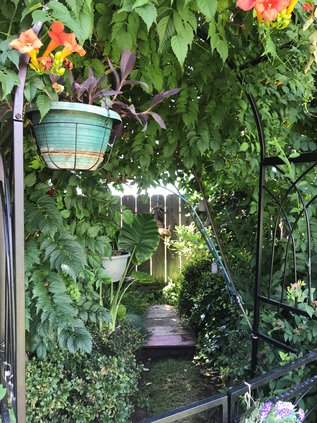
[{"xmin": 136, "ymin": 195, "xmax": 151, "ymax": 274}]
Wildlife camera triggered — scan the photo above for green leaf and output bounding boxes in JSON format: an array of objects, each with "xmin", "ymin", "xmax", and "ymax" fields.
[
  {"xmin": 118, "ymin": 213, "xmax": 160, "ymax": 264},
  {"xmin": 135, "ymin": 3, "xmax": 157, "ymax": 31},
  {"xmin": 264, "ymin": 34, "xmax": 277, "ymax": 58},
  {"xmin": 24, "ymin": 172, "xmax": 37, "ymax": 188},
  {"xmin": 21, "ymin": 2, "xmax": 43, "ymax": 21},
  {"xmin": 24, "ymin": 76, "xmax": 45, "ymax": 103},
  {"xmin": 0, "ymin": 39, "xmax": 19, "ymax": 68},
  {"xmin": 216, "ymin": 39, "xmax": 228, "ymax": 62},
  {"xmin": 47, "ymin": 272, "xmax": 67, "ymax": 295},
  {"xmin": 197, "ymin": 0, "xmax": 217, "ymax": 21},
  {"xmin": 117, "ymin": 304, "xmax": 127, "ymax": 319},
  {"xmin": 130, "ymin": 271, "xmax": 156, "ymax": 284},
  {"xmin": 78, "ymin": 0, "xmax": 94, "ymax": 42},
  {"xmin": 87, "ymin": 225, "xmax": 102, "ymax": 238},
  {"xmin": 157, "ymin": 15, "xmax": 175, "ymax": 49},
  {"xmin": 132, "ymin": 0, "xmax": 150, "ymax": 8},
  {"xmin": 122, "ymin": 208, "xmax": 134, "ymax": 224},
  {"xmin": 41, "ymin": 233, "xmax": 87, "ymax": 280},
  {"xmin": 171, "ymin": 34, "xmax": 188, "ymax": 67},
  {"xmin": 239, "ymin": 142, "xmax": 249, "ymax": 152},
  {"xmin": 31, "ymin": 10, "xmax": 49, "ymax": 24},
  {"xmin": 25, "ymin": 240, "xmax": 41, "ymax": 271},
  {"xmin": 0, "ymin": 66, "xmax": 20, "ymax": 99},
  {"xmin": 25, "ymin": 193, "xmax": 62, "ymax": 236},
  {"xmin": 36, "ymin": 94, "xmax": 52, "ymax": 121}
]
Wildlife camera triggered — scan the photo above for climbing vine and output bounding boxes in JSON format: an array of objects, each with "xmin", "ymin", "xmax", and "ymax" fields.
[{"xmin": 0, "ymin": 0, "xmax": 316, "ymax": 357}]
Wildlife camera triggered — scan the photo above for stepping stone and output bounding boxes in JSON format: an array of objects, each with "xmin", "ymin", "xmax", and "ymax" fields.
[{"xmin": 143, "ymin": 305, "xmax": 196, "ymax": 350}]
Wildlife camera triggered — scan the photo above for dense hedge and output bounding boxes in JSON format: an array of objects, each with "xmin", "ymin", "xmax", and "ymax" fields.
[
  {"xmin": 26, "ymin": 322, "xmax": 144, "ymax": 422},
  {"xmin": 178, "ymin": 258, "xmax": 250, "ymax": 385}
]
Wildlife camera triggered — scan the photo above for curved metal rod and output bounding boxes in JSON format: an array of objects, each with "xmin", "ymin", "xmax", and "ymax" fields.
[
  {"xmin": 227, "ymin": 63, "xmax": 266, "ymax": 161},
  {"xmin": 303, "ymin": 402, "xmax": 317, "ymax": 420},
  {"xmin": 274, "ymin": 164, "xmax": 316, "ymax": 303},
  {"xmin": 265, "ymin": 163, "xmax": 316, "ymax": 292},
  {"xmin": 263, "ymin": 185, "xmax": 297, "ymax": 298},
  {"xmin": 226, "ymin": 62, "xmax": 267, "ymax": 374},
  {"xmin": 158, "ymin": 184, "xmax": 253, "ymax": 332}
]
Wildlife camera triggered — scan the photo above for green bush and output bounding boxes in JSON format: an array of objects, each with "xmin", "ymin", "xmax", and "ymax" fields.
[
  {"xmin": 178, "ymin": 258, "xmax": 250, "ymax": 385},
  {"xmin": 26, "ymin": 322, "xmax": 144, "ymax": 423}
]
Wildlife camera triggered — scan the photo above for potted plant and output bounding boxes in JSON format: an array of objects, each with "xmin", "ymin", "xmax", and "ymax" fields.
[
  {"xmin": 101, "ymin": 249, "xmax": 131, "ymax": 283},
  {"xmin": 10, "ymin": 22, "xmax": 180, "ymax": 170},
  {"xmin": 99, "ymin": 213, "xmax": 160, "ymax": 332}
]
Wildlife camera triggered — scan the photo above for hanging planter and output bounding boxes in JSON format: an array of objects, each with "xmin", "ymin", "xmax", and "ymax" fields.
[
  {"xmin": 28, "ymin": 102, "xmax": 121, "ymax": 171},
  {"xmin": 9, "ymin": 24, "xmax": 180, "ymax": 170}
]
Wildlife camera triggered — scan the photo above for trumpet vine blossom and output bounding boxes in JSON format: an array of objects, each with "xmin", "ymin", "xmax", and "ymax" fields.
[
  {"xmin": 236, "ymin": 0, "xmax": 298, "ymax": 26},
  {"xmin": 9, "ymin": 29, "xmax": 42, "ymax": 70},
  {"xmin": 10, "ymin": 22, "xmax": 86, "ymax": 75},
  {"xmin": 42, "ymin": 22, "xmax": 69, "ymax": 57},
  {"xmin": 59, "ymin": 33, "xmax": 86, "ymax": 59}
]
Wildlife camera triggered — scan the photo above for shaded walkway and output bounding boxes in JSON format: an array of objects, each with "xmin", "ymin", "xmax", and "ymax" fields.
[{"xmin": 143, "ymin": 304, "xmax": 196, "ymax": 350}]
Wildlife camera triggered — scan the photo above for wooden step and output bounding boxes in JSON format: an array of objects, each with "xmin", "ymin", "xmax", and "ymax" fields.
[{"xmin": 143, "ymin": 305, "xmax": 196, "ymax": 350}]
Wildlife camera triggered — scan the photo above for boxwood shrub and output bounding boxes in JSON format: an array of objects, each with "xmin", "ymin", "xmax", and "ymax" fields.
[
  {"xmin": 178, "ymin": 257, "xmax": 250, "ymax": 385},
  {"xmin": 26, "ymin": 322, "xmax": 144, "ymax": 422}
]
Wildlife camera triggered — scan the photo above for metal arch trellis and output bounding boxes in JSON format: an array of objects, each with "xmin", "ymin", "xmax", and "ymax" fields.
[
  {"xmin": 0, "ymin": 18, "xmax": 316, "ymax": 423},
  {"xmin": 252, "ymin": 154, "xmax": 317, "ymax": 371},
  {"xmin": 140, "ymin": 56, "xmax": 317, "ymax": 421},
  {"xmin": 228, "ymin": 60, "xmax": 317, "ymax": 373},
  {"xmin": 163, "ymin": 53, "xmax": 317, "ymax": 376}
]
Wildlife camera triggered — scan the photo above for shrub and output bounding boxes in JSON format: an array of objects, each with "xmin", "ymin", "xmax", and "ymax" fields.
[
  {"xmin": 26, "ymin": 321, "xmax": 144, "ymax": 423},
  {"xmin": 162, "ymin": 277, "xmax": 182, "ymax": 306},
  {"xmin": 178, "ymin": 258, "xmax": 250, "ymax": 385}
]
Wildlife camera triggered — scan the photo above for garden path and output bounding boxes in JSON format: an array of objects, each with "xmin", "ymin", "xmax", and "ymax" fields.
[{"xmin": 143, "ymin": 304, "xmax": 196, "ymax": 349}]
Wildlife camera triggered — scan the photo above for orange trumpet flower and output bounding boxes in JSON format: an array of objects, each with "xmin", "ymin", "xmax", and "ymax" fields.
[
  {"xmin": 9, "ymin": 28, "xmax": 42, "ymax": 53},
  {"xmin": 59, "ymin": 33, "xmax": 86, "ymax": 59},
  {"xmin": 42, "ymin": 21, "xmax": 69, "ymax": 57},
  {"xmin": 9, "ymin": 28, "xmax": 43, "ymax": 70}
]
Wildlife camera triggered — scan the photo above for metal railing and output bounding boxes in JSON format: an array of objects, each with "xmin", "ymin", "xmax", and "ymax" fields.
[{"xmin": 138, "ymin": 350, "xmax": 317, "ymax": 423}]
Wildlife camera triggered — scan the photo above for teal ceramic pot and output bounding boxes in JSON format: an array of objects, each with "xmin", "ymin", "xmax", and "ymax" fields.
[{"xmin": 28, "ymin": 102, "xmax": 121, "ymax": 170}]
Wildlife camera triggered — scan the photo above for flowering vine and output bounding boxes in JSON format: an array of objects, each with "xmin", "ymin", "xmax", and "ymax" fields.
[
  {"xmin": 236, "ymin": 0, "xmax": 298, "ymax": 28},
  {"xmin": 9, "ymin": 22, "xmax": 86, "ymax": 77}
]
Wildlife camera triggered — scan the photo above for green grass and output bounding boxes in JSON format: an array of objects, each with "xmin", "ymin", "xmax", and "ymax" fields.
[
  {"xmin": 133, "ymin": 358, "xmax": 219, "ymax": 422},
  {"xmin": 122, "ymin": 282, "xmax": 165, "ymax": 316}
]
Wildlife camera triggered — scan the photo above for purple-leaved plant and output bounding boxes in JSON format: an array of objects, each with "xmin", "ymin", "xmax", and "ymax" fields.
[{"xmin": 51, "ymin": 49, "xmax": 180, "ymax": 132}]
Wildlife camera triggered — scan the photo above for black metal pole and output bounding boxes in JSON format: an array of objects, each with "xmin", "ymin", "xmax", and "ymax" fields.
[
  {"xmin": 247, "ymin": 94, "xmax": 266, "ymax": 375},
  {"xmin": 226, "ymin": 63, "xmax": 267, "ymax": 374}
]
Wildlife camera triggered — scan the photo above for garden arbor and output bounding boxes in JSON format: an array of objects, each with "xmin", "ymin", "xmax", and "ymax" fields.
[{"xmin": 1, "ymin": 0, "xmax": 317, "ymax": 422}]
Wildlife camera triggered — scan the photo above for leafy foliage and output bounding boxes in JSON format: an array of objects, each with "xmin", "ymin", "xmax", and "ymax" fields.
[
  {"xmin": 24, "ymin": 136, "xmax": 137, "ymax": 356},
  {"xmin": 26, "ymin": 321, "xmax": 144, "ymax": 422},
  {"xmin": 118, "ymin": 213, "xmax": 160, "ymax": 264},
  {"xmin": 0, "ymin": 0, "xmax": 316, "ymax": 379},
  {"xmin": 106, "ymin": 213, "xmax": 160, "ymax": 331},
  {"xmin": 178, "ymin": 258, "xmax": 250, "ymax": 385}
]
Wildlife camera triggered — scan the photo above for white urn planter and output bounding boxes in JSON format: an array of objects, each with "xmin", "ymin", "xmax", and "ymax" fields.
[{"xmin": 101, "ymin": 251, "xmax": 131, "ymax": 282}]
